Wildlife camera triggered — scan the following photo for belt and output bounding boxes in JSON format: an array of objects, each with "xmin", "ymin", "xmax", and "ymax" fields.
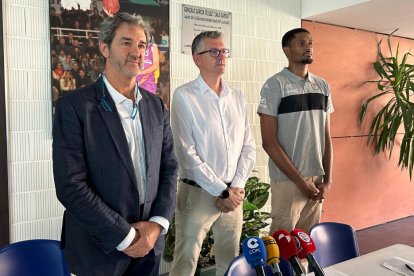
[
  {"xmin": 181, "ymin": 179, "xmax": 231, "ymax": 188},
  {"xmin": 181, "ymin": 178, "xmax": 202, "ymax": 188}
]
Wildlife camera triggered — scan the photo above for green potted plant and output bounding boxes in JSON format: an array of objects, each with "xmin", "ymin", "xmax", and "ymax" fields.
[
  {"xmin": 162, "ymin": 176, "xmax": 270, "ymax": 275},
  {"xmin": 240, "ymin": 176, "xmax": 270, "ymax": 240},
  {"xmin": 359, "ymin": 30, "xmax": 414, "ymax": 178}
]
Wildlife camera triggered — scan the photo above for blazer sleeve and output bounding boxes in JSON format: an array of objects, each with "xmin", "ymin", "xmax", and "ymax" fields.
[{"xmin": 53, "ymin": 95, "xmax": 131, "ymax": 253}]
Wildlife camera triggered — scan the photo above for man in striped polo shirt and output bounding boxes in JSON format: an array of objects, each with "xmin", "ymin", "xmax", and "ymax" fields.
[{"xmin": 258, "ymin": 28, "xmax": 334, "ymax": 234}]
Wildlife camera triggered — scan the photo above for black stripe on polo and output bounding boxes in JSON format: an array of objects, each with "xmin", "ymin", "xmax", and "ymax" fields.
[{"xmin": 278, "ymin": 93, "xmax": 328, "ymax": 114}]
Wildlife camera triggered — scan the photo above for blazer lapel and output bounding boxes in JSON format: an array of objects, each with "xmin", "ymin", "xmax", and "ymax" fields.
[
  {"xmin": 95, "ymin": 79, "xmax": 138, "ymax": 185},
  {"xmin": 138, "ymin": 94, "xmax": 151, "ymax": 175}
]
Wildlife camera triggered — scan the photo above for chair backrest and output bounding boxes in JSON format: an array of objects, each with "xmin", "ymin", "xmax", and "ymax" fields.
[
  {"xmin": 0, "ymin": 239, "xmax": 70, "ymax": 276},
  {"xmin": 310, "ymin": 222, "xmax": 360, "ymax": 268},
  {"xmin": 224, "ymin": 255, "xmax": 293, "ymax": 276}
]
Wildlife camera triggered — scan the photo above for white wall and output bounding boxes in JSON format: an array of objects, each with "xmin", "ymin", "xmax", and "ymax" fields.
[
  {"xmin": 3, "ymin": 0, "xmax": 300, "ymax": 273},
  {"xmin": 3, "ymin": 0, "xmax": 64, "ymax": 242}
]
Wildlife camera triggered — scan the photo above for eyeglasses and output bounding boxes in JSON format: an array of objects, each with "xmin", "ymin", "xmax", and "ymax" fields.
[{"xmin": 197, "ymin": 48, "xmax": 231, "ymax": 58}]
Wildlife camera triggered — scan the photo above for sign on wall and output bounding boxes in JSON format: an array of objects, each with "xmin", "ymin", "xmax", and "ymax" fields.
[{"xmin": 181, "ymin": 4, "xmax": 232, "ymax": 55}]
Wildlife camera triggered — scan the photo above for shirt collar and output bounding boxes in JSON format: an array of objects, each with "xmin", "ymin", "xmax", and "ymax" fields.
[
  {"xmin": 196, "ymin": 74, "xmax": 230, "ymax": 97},
  {"xmin": 307, "ymin": 72, "xmax": 315, "ymax": 83},
  {"xmin": 102, "ymin": 74, "xmax": 142, "ymax": 105},
  {"xmin": 282, "ymin": 67, "xmax": 314, "ymax": 83}
]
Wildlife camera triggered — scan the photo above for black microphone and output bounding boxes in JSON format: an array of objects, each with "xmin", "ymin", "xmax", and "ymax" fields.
[
  {"xmin": 291, "ymin": 229, "xmax": 325, "ymax": 276},
  {"xmin": 273, "ymin": 230, "xmax": 305, "ymax": 276},
  {"xmin": 242, "ymin": 236, "xmax": 267, "ymax": 276}
]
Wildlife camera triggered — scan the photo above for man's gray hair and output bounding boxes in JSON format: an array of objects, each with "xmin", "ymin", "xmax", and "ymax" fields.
[
  {"xmin": 191, "ymin": 31, "xmax": 223, "ymax": 55},
  {"xmin": 99, "ymin": 12, "xmax": 151, "ymax": 48}
]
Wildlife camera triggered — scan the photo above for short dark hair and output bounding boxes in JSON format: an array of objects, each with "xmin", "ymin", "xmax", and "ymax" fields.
[
  {"xmin": 99, "ymin": 12, "xmax": 150, "ymax": 48},
  {"xmin": 282, "ymin": 28, "xmax": 310, "ymax": 47},
  {"xmin": 191, "ymin": 31, "xmax": 223, "ymax": 55}
]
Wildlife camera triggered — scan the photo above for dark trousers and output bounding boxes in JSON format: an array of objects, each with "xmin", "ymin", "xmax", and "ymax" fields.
[{"xmin": 123, "ymin": 250, "xmax": 160, "ymax": 276}]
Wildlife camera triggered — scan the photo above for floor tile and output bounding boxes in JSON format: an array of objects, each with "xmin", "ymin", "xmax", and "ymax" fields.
[{"xmin": 356, "ymin": 216, "xmax": 414, "ymax": 254}]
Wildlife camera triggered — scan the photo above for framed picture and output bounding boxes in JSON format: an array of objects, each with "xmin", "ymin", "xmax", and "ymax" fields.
[{"xmin": 50, "ymin": 0, "xmax": 170, "ymax": 115}]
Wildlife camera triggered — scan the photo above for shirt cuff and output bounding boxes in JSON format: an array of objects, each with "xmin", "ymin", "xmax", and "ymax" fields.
[
  {"xmin": 116, "ymin": 227, "xmax": 135, "ymax": 251},
  {"xmin": 230, "ymin": 175, "xmax": 246, "ymax": 189},
  {"xmin": 211, "ymin": 180, "xmax": 228, "ymax": 196},
  {"xmin": 149, "ymin": 216, "xmax": 170, "ymax": 235}
]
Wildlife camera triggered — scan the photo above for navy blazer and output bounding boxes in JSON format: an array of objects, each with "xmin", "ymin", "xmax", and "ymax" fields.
[{"xmin": 53, "ymin": 76, "xmax": 178, "ymax": 276}]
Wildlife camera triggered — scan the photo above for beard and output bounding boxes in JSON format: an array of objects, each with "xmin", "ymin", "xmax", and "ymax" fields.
[
  {"xmin": 302, "ymin": 57, "xmax": 313, "ymax": 64},
  {"xmin": 107, "ymin": 55, "xmax": 139, "ymax": 79}
]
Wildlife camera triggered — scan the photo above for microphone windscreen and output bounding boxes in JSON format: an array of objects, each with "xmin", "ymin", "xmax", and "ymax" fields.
[
  {"xmin": 242, "ymin": 236, "xmax": 267, "ymax": 268},
  {"xmin": 290, "ymin": 229, "xmax": 316, "ymax": 259},
  {"xmin": 261, "ymin": 236, "xmax": 280, "ymax": 265},
  {"xmin": 272, "ymin": 229, "xmax": 298, "ymax": 261}
]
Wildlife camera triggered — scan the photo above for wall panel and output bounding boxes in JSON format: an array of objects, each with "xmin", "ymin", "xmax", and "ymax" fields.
[
  {"xmin": 3, "ymin": 0, "xmax": 59, "ymax": 243},
  {"xmin": 303, "ymin": 21, "xmax": 414, "ymax": 229}
]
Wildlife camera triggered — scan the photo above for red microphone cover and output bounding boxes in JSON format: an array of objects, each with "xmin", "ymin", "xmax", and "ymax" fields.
[
  {"xmin": 290, "ymin": 229, "xmax": 316, "ymax": 259},
  {"xmin": 272, "ymin": 229, "xmax": 298, "ymax": 261}
]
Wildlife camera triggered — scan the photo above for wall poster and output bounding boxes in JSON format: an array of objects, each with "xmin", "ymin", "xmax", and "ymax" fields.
[{"xmin": 50, "ymin": 0, "xmax": 171, "ymax": 115}]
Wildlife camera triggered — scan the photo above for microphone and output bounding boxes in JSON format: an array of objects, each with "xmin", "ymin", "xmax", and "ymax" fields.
[
  {"xmin": 262, "ymin": 236, "xmax": 283, "ymax": 276},
  {"xmin": 242, "ymin": 236, "xmax": 267, "ymax": 276},
  {"xmin": 273, "ymin": 230, "xmax": 305, "ymax": 276},
  {"xmin": 290, "ymin": 229, "xmax": 325, "ymax": 276}
]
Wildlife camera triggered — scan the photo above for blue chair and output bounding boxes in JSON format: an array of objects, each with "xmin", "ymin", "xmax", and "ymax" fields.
[
  {"xmin": 0, "ymin": 239, "xmax": 70, "ymax": 276},
  {"xmin": 310, "ymin": 222, "xmax": 360, "ymax": 268},
  {"xmin": 224, "ymin": 255, "xmax": 293, "ymax": 276}
]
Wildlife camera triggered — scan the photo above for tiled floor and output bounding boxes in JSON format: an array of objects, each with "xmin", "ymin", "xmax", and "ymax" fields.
[{"xmin": 356, "ymin": 216, "xmax": 414, "ymax": 255}]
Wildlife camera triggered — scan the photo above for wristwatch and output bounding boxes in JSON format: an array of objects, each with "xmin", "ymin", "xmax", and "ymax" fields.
[{"xmin": 219, "ymin": 188, "xmax": 230, "ymax": 199}]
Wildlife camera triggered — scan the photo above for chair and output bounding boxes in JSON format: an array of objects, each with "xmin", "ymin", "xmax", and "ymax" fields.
[
  {"xmin": 310, "ymin": 222, "xmax": 360, "ymax": 268},
  {"xmin": 224, "ymin": 255, "xmax": 293, "ymax": 276},
  {"xmin": 0, "ymin": 239, "xmax": 70, "ymax": 276}
]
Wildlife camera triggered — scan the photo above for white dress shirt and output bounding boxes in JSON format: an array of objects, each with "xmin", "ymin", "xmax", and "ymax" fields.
[
  {"xmin": 171, "ymin": 75, "xmax": 256, "ymax": 196},
  {"xmin": 102, "ymin": 76, "xmax": 168, "ymax": 251}
]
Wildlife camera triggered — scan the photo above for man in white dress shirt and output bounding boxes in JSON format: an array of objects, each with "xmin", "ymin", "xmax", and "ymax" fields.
[{"xmin": 169, "ymin": 31, "xmax": 256, "ymax": 276}]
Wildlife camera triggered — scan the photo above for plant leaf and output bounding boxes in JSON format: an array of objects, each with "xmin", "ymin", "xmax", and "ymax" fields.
[{"xmin": 362, "ymin": 30, "xmax": 414, "ymax": 178}]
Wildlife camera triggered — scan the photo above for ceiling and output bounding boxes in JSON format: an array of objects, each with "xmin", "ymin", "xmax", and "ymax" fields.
[{"xmin": 302, "ymin": 0, "xmax": 414, "ymax": 39}]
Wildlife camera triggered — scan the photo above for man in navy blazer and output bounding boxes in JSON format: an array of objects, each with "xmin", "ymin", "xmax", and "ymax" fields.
[{"xmin": 52, "ymin": 13, "xmax": 178, "ymax": 276}]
